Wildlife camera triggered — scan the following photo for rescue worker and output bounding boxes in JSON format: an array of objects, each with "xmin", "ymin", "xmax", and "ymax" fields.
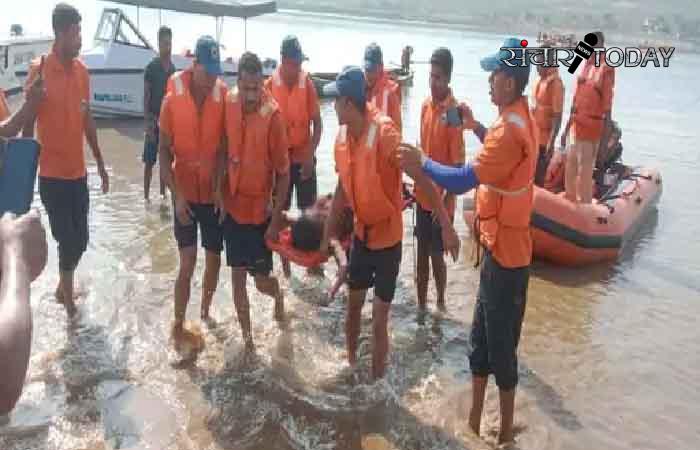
[
  {"xmin": 264, "ymin": 35, "xmax": 322, "ymax": 277},
  {"xmin": 143, "ymin": 26, "xmax": 175, "ymax": 202},
  {"xmin": 159, "ymin": 36, "xmax": 226, "ymax": 336},
  {"xmin": 530, "ymin": 44, "xmax": 564, "ymax": 186},
  {"xmin": 364, "ymin": 43, "xmax": 402, "ymax": 132},
  {"xmin": 24, "ymin": 3, "xmax": 110, "ymax": 317},
  {"xmin": 320, "ymin": 67, "xmax": 458, "ymax": 380},
  {"xmin": 399, "ymin": 37, "xmax": 536, "ymax": 444},
  {"xmin": 559, "ymin": 31, "xmax": 615, "ymax": 203},
  {"xmin": 414, "ymin": 47, "xmax": 466, "ymax": 311},
  {"xmin": 214, "ymin": 52, "xmax": 289, "ymax": 350}
]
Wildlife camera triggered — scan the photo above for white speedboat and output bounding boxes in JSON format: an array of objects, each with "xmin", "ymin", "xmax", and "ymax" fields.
[
  {"xmin": 16, "ymin": 1, "xmax": 278, "ymax": 118},
  {"xmin": 0, "ymin": 34, "xmax": 53, "ymax": 96}
]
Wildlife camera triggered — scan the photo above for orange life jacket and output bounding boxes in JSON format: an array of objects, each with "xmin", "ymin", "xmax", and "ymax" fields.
[
  {"xmin": 572, "ymin": 62, "xmax": 611, "ymax": 134},
  {"xmin": 0, "ymin": 89, "xmax": 9, "ymax": 122},
  {"xmin": 268, "ymin": 68, "xmax": 311, "ymax": 153},
  {"xmin": 225, "ymin": 89, "xmax": 280, "ymax": 224},
  {"xmin": 167, "ymin": 70, "xmax": 226, "ymax": 204},
  {"xmin": 368, "ymin": 73, "xmax": 400, "ymax": 126},
  {"xmin": 475, "ymin": 101, "xmax": 538, "ymax": 268},
  {"xmin": 531, "ymin": 71, "xmax": 562, "ymax": 144},
  {"xmin": 334, "ymin": 108, "xmax": 403, "ymax": 250}
]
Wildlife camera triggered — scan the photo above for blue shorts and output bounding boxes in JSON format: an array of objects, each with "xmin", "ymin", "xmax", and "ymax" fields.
[{"xmin": 142, "ymin": 124, "xmax": 159, "ymax": 165}]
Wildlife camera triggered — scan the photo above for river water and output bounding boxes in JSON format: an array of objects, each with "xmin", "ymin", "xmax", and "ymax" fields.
[{"xmin": 1, "ymin": 8, "xmax": 699, "ymax": 450}]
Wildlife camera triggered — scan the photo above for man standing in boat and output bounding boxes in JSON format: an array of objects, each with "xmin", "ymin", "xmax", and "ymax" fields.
[
  {"xmin": 414, "ymin": 47, "xmax": 466, "ymax": 312},
  {"xmin": 143, "ymin": 26, "xmax": 175, "ymax": 203},
  {"xmin": 320, "ymin": 67, "xmax": 459, "ymax": 380},
  {"xmin": 264, "ymin": 35, "xmax": 323, "ymax": 277},
  {"xmin": 530, "ymin": 44, "xmax": 564, "ymax": 187},
  {"xmin": 399, "ymin": 37, "xmax": 536, "ymax": 444},
  {"xmin": 559, "ymin": 31, "xmax": 615, "ymax": 203},
  {"xmin": 364, "ymin": 43, "xmax": 402, "ymax": 132},
  {"xmin": 215, "ymin": 52, "xmax": 289, "ymax": 350},
  {"xmin": 159, "ymin": 36, "xmax": 226, "ymax": 337},
  {"xmin": 24, "ymin": 3, "xmax": 110, "ymax": 317}
]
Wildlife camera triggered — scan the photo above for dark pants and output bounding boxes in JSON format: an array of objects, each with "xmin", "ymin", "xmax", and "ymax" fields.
[
  {"xmin": 348, "ymin": 237, "xmax": 402, "ymax": 303},
  {"xmin": 535, "ymin": 145, "xmax": 551, "ymax": 188},
  {"xmin": 468, "ymin": 250, "xmax": 529, "ymax": 391},
  {"xmin": 39, "ymin": 176, "xmax": 89, "ymax": 272},
  {"xmin": 415, "ymin": 203, "xmax": 445, "ymax": 254},
  {"xmin": 284, "ymin": 158, "xmax": 317, "ymax": 211},
  {"xmin": 173, "ymin": 203, "xmax": 224, "ymax": 253},
  {"xmin": 224, "ymin": 215, "xmax": 273, "ymax": 276}
]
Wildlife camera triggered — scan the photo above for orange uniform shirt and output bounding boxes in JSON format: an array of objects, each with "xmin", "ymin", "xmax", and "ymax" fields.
[
  {"xmin": 473, "ymin": 97, "xmax": 537, "ymax": 268},
  {"xmin": 417, "ymin": 90, "xmax": 466, "ymax": 212},
  {"xmin": 335, "ymin": 108, "xmax": 403, "ymax": 249},
  {"xmin": 159, "ymin": 70, "xmax": 227, "ymax": 204},
  {"xmin": 264, "ymin": 73, "xmax": 320, "ymax": 163},
  {"xmin": 0, "ymin": 89, "xmax": 10, "ymax": 122},
  {"xmin": 572, "ymin": 58, "xmax": 615, "ymax": 141},
  {"xmin": 26, "ymin": 51, "xmax": 90, "ymax": 179},
  {"xmin": 368, "ymin": 74, "xmax": 402, "ymax": 132},
  {"xmin": 223, "ymin": 101, "xmax": 290, "ymax": 224},
  {"xmin": 531, "ymin": 69, "xmax": 564, "ymax": 146}
]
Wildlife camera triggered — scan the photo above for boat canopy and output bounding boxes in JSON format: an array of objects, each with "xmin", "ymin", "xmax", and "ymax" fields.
[{"xmin": 108, "ymin": 0, "xmax": 276, "ymax": 19}]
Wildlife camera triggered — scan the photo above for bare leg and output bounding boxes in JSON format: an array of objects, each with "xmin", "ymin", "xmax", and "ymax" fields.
[
  {"xmin": 232, "ymin": 268, "xmax": 253, "ymax": 348},
  {"xmin": 564, "ymin": 144, "xmax": 579, "ymax": 203},
  {"xmin": 173, "ymin": 246, "xmax": 197, "ymax": 332},
  {"xmin": 144, "ymin": 163, "xmax": 154, "ymax": 202},
  {"xmin": 281, "ymin": 256, "xmax": 292, "ymax": 279},
  {"xmin": 416, "ymin": 239, "xmax": 430, "ymax": 310},
  {"xmin": 469, "ymin": 375, "xmax": 488, "ymax": 436},
  {"xmin": 431, "ymin": 252, "xmax": 447, "ymax": 310},
  {"xmin": 59, "ymin": 270, "xmax": 76, "ymax": 317},
  {"xmin": 253, "ymin": 274, "xmax": 284, "ymax": 322},
  {"xmin": 346, "ymin": 289, "xmax": 366, "ymax": 367},
  {"xmin": 371, "ymin": 298, "xmax": 391, "ymax": 379},
  {"xmin": 498, "ymin": 388, "xmax": 516, "ymax": 444},
  {"xmin": 201, "ymin": 250, "xmax": 221, "ymax": 319},
  {"xmin": 578, "ymin": 142, "xmax": 598, "ymax": 204}
]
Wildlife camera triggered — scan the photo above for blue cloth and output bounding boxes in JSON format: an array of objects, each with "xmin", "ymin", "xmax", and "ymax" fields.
[
  {"xmin": 423, "ymin": 158, "xmax": 480, "ymax": 195},
  {"xmin": 323, "ymin": 66, "xmax": 367, "ymax": 106}
]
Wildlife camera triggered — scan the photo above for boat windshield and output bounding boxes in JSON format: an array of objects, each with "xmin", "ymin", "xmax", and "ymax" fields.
[{"xmin": 95, "ymin": 9, "xmax": 150, "ymax": 49}]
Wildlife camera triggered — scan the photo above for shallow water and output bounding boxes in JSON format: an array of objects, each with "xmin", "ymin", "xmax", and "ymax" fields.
[{"xmin": 1, "ymin": 10, "xmax": 699, "ymax": 450}]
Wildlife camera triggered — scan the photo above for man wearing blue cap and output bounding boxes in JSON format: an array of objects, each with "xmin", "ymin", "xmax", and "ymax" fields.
[
  {"xmin": 320, "ymin": 67, "xmax": 458, "ymax": 380},
  {"xmin": 364, "ymin": 43, "xmax": 402, "ymax": 132},
  {"xmin": 159, "ymin": 35, "xmax": 227, "ymax": 341},
  {"xmin": 265, "ymin": 35, "xmax": 323, "ymax": 277},
  {"xmin": 400, "ymin": 37, "xmax": 537, "ymax": 443}
]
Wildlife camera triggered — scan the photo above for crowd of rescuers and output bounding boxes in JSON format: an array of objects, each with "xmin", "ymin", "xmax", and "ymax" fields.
[{"xmin": 0, "ymin": 1, "xmax": 618, "ymax": 443}]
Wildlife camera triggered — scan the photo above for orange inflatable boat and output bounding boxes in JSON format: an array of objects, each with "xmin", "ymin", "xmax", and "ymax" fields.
[{"xmin": 463, "ymin": 166, "xmax": 663, "ymax": 266}]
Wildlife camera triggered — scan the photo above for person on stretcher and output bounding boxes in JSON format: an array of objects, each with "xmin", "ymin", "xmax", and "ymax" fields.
[{"xmin": 278, "ymin": 193, "xmax": 354, "ymax": 298}]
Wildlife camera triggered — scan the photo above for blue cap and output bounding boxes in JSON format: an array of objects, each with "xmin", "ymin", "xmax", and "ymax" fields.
[
  {"xmin": 281, "ymin": 35, "xmax": 303, "ymax": 62},
  {"xmin": 480, "ymin": 37, "xmax": 530, "ymax": 80},
  {"xmin": 195, "ymin": 35, "xmax": 222, "ymax": 76},
  {"xmin": 323, "ymin": 66, "xmax": 366, "ymax": 106},
  {"xmin": 364, "ymin": 43, "xmax": 383, "ymax": 72}
]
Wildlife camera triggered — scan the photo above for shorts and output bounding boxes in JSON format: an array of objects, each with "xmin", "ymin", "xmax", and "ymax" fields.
[
  {"xmin": 173, "ymin": 203, "xmax": 224, "ymax": 253},
  {"xmin": 284, "ymin": 157, "xmax": 317, "ymax": 210},
  {"xmin": 469, "ymin": 250, "xmax": 529, "ymax": 391},
  {"xmin": 348, "ymin": 236, "xmax": 402, "ymax": 303},
  {"xmin": 534, "ymin": 145, "xmax": 551, "ymax": 188},
  {"xmin": 39, "ymin": 176, "xmax": 89, "ymax": 272},
  {"xmin": 142, "ymin": 124, "xmax": 159, "ymax": 165},
  {"xmin": 415, "ymin": 203, "xmax": 445, "ymax": 254},
  {"xmin": 224, "ymin": 215, "xmax": 273, "ymax": 276}
]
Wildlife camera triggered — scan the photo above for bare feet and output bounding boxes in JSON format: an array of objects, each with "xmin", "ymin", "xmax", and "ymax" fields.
[
  {"xmin": 437, "ymin": 300, "xmax": 447, "ymax": 312},
  {"xmin": 171, "ymin": 321, "xmax": 205, "ymax": 357},
  {"xmin": 55, "ymin": 285, "xmax": 77, "ymax": 316},
  {"xmin": 274, "ymin": 295, "xmax": 285, "ymax": 323},
  {"xmin": 469, "ymin": 411, "xmax": 481, "ymax": 437}
]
